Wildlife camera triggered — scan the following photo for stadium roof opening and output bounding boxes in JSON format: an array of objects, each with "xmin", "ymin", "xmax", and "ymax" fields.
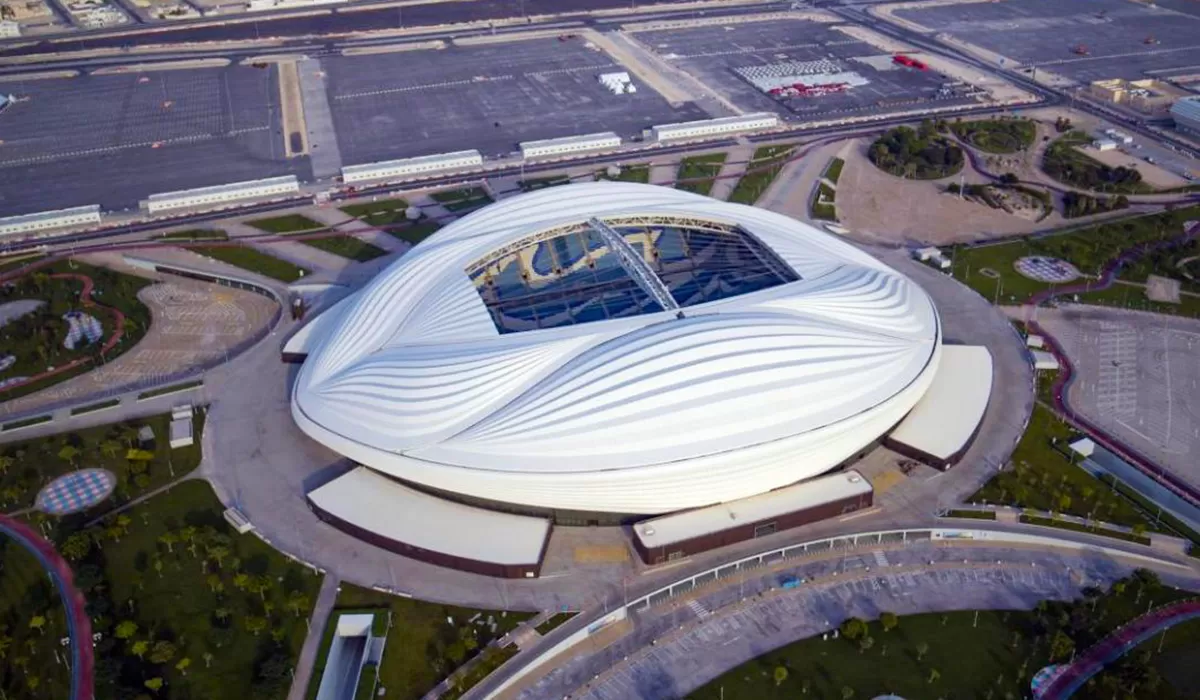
[{"xmin": 468, "ymin": 217, "xmax": 800, "ymax": 334}]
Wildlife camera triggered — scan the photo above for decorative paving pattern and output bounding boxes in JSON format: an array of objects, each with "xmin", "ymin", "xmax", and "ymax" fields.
[
  {"xmin": 35, "ymin": 468, "xmax": 117, "ymax": 515},
  {"xmin": 1014, "ymin": 256, "xmax": 1081, "ymax": 283}
]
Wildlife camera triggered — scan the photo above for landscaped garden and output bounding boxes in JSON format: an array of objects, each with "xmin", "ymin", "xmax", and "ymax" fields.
[
  {"xmin": 728, "ymin": 145, "xmax": 794, "ymax": 205},
  {"xmin": 310, "ymin": 583, "xmax": 534, "ymax": 700},
  {"xmin": 675, "ymin": 153, "xmax": 727, "ymax": 196},
  {"xmin": 0, "ymin": 410, "xmax": 322, "ymax": 700},
  {"xmin": 951, "ymin": 118, "xmax": 1036, "ymax": 154},
  {"xmin": 246, "ymin": 215, "xmax": 326, "ymax": 234},
  {"xmin": 294, "ymin": 235, "xmax": 388, "ymax": 262},
  {"xmin": 596, "ymin": 163, "xmax": 651, "ymax": 183},
  {"xmin": 191, "ymin": 245, "xmax": 309, "ymax": 283},
  {"xmin": 824, "ymin": 157, "xmax": 845, "ymax": 185},
  {"xmin": 518, "ymin": 175, "xmax": 572, "ymax": 192},
  {"xmin": 811, "ymin": 182, "xmax": 838, "ymax": 221},
  {"xmin": 384, "ymin": 221, "xmax": 443, "ymax": 246},
  {"xmin": 689, "ymin": 570, "xmax": 1198, "ymax": 700},
  {"xmin": 0, "ymin": 259, "xmax": 153, "ymax": 401},
  {"xmin": 868, "ymin": 123, "xmax": 964, "ymax": 180},
  {"xmin": 431, "ymin": 188, "xmax": 493, "ymax": 214},
  {"xmin": 339, "ymin": 198, "xmax": 413, "ymax": 227},
  {"xmin": 1042, "ymin": 131, "xmax": 1151, "ymax": 194}
]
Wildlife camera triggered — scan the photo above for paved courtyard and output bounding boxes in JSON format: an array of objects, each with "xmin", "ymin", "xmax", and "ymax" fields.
[
  {"xmin": 0, "ymin": 276, "xmax": 279, "ymax": 417},
  {"xmin": 1035, "ymin": 305, "xmax": 1200, "ymax": 492},
  {"xmin": 630, "ymin": 19, "xmax": 972, "ymax": 122},
  {"xmin": 0, "ymin": 66, "xmax": 308, "ymax": 217},
  {"xmin": 323, "ymin": 37, "xmax": 706, "ymax": 166},
  {"xmin": 894, "ymin": 0, "xmax": 1200, "ymax": 83}
]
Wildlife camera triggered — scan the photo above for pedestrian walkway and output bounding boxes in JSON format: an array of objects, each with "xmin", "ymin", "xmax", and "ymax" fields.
[
  {"xmin": 707, "ymin": 145, "xmax": 754, "ymax": 201},
  {"xmin": 287, "ymin": 573, "xmax": 339, "ymax": 700},
  {"xmin": 305, "ymin": 208, "xmax": 409, "ymax": 255}
]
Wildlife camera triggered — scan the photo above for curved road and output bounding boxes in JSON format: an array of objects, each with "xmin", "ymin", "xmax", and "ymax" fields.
[{"xmin": 0, "ymin": 514, "xmax": 94, "ymax": 700}]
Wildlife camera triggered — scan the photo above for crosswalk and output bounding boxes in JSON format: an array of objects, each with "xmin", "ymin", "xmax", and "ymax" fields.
[{"xmin": 686, "ymin": 599, "xmax": 710, "ymax": 619}]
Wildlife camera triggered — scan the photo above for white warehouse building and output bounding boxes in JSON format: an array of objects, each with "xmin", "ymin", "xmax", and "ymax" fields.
[
  {"xmin": 342, "ymin": 150, "xmax": 483, "ymax": 184},
  {"xmin": 143, "ymin": 175, "xmax": 300, "ymax": 214},
  {"xmin": 650, "ymin": 113, "xmax": 779, "ymax": 142},
  {"xmin": 0, "ymin": 205, "xmax": 102, "ymax": 238},
  {"xmin": 1172, "ymin": 96, "xmax": 1200, "ymax": 137},
  {"xmin": 519, "ymin": 132, "xmax": 621, "ymax": 160}
]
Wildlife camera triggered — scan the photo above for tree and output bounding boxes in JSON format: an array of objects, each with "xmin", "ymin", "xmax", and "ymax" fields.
[
  {"xmin": 840, "ymin": 617, "xmax": 867, "ymax": 641},
  {"xmin": 214, "ymin": 607, "xmax": 231, "ymax": 624},
  {"xmin": 858, "ymin": 635, "xmax": 875, "ymax": 654},
  {"xmin": 202, "ymin": 651, "xmax": 214, "ymax": 668},
  {"xmin": 774, "ymin": 665, "xmax": 789, "ymax": 687},
  {"xmin": 149, "ymin": 640, "xmax": 177, "ymax": 664},
  {"xmin": 928, "ymin": 668, "xmax": 941, "ymax": 684},
  {"xmin": 1058, "ymin": 493, "xmax": 1072, "ymax": 512},
  {"xmin": 131, "ymin": 640, "xmax": 150, "ymax": 659},
  {"xmin": 1050, "ymin": 630, "xmax": 1075, "ymax": 661},
  {"xmin": 180, "ymin": 526, "xmax": 199, "ymax": 557},
  {"xmin": 117, "ymin": 514, "xmax": 132, "ymax": 534},
  {"xmin": 144, "ymin": 677, "xmax": 164, "ymax": 693},
  {"xmin": 232, "ymin": 572, "xmax": 250, "ymax": 591},
  {"xmin": 0, "ymin": 454, "xmax": 14, "ymax": 476},
  {"xmin": 286, "ymin": 592, "xmax": 311, "ymax": 617},
  {"xmin": 29, "ymin": 615, "xmax": 46, "ymax": 635},
  {"xmin": 62, "ymin": 532, "xmax": 93, "ymax": 561},
  {"xmin": 158, "ymin": 531, "xmax": 178, "ymax": 554},
  {"xmin": 841, "ymin": 686, "xmax": 855, "ymax": 700},
  {"xmin": 176, "ymin": 657, "xmax": 191, "ymax": 676},
  {"xmin": 879, "ymin": 612, "xmax": 898, "ymax": 633},
  {"xmin": 244, "ymin": 616, "xmax": 267, "ymax": 637},
  {"xmin": 917, "ymin": 641, "xmax": 930, "ymax": 661},
  {"xmin": 1131, "ymin": 523, "xmax": 1147, "ymax": 538},
  {"xmin": 251, "ymin": 575, "xmax": 272, "ymax": 602},
  {"xmin": 57, "ymin": 444, "xmax": 80, "ymax": 466},
  {"xmin": 206, "ymin": 574, "xmax": 224, "ymax": 594},
  {"xmin": 0, "ymin": 633, "xmax": 11, "ymax": 660},
  {"xmin": 115, "ymin": 620, "xmax": 139, "ymax": 640},
  {"xmin": 100, "ymin": 440, "xmax": 122, "ymax": 460}
]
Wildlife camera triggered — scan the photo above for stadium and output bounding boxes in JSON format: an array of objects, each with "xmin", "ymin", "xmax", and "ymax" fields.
[{"xmin": 291, "ymin": 182, "xmax": 946, "ymax": 531}]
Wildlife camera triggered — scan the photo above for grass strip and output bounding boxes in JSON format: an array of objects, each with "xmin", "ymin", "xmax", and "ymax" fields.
[
  {"xmin": 533, "ymin": 611, "xmax": 578, "ymax": 636},
  {"xmin": 247, "ymin": 214, "xmax": 325, "ymax": 234},
  {"xmin": 340, "ymin": 198, "xmax": 411, "ymax": 227},
  {"xmin": 1099, "ymin": 474, "xmax": 1200, "ymax": 546},
  {"xmin": 676, "ymin": 153, "xmax": 727, "ymax": 196},
  {"xmin": 442, "ymin": 644, "xmax": 519, "ymax": 700},
  {"xmin": 728, "ymin": 145, "xmax": 793, "ymax": 205},
  {"xmin": 69, "ymin": 398, "xmax": 121, "ymax": 416},
  {"xmin": 190, "ymin": 245, "xmax": 309, "ymax": 283},
  {"xmin": 137, "ymin": 379, "xmax": 203, "ymax": 400},
  {"xmin": 296, "ymin": 235, "xmax": 388, "ymax": 262},
  {"xmin": 942, "ymin": 509, "xmax": 997, "ymax": 520},
  {"xmin": 1019, "ymin": 514, "xmax": 1151, "ymax": 545},
  {"xmin": 1, "ymin": 414, "xmax": 52, "ymax": 431},
  {"xmin": 153, "ymin": 229, "xmax": 228, "ymax": 242},
  {"xmin": 824, "ymin": 157, "xmax": 845, "ymax": 184},
  {"xmin": 518, "ymin": 175, "xmax": 571, "ymax": 192}
]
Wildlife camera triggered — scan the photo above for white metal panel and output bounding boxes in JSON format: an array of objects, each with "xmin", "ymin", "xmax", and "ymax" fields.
[{"xmin": 887, "ymin": 344, "xmax": 992, "ymax": 461}]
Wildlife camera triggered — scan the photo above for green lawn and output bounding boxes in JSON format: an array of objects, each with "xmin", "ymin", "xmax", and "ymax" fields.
[
  {"xmin": 295, "ymin": 235, "xmax": 388, "ymax": 262},
  {"xmin": 533, "ymin": 611, "xmax": 578, "ymax": 636},
  {"xmin": 246, "ymin": 214, "xmax": 325, "ymax": 234},
  {"xmin": 384, "ymin": 221, "xmax": 443, "ymax": 246},
  {"xmin": 0, "ymin": 259, "xmax": 152, "ymax": 402},
  {"xmin": 951, "ymin": 118, "xmax": 1036, "ymax": 154},
  {"xmin": 596, "ymin": 164, "xmax": 650, "ymax": 183},
  {"xmin": 518, "ymin": 175, "xmax": 571, "ymax": 192},
  {"xmin": 83, "ymin": 479, "xmax": 320, "ymax": 699},
  {"xmin": 339, "ymin": 198, "xmax": 411, "ymax": 227},
  {"xmin": 0, "ymin": 254, "xmax": 43, "ymax": 277},
  {"xmin": 727, "ymin": 145, "xmax": 794, "ymax": 205},
  {"xmin": 824, "ymin": 157, "xmax": 845, "ymax": 185},
  {"xmin": 691, "ymin": 573, "xmax": 1199, "ymax": 700},
  {"xmin": 314, "ymin": 583, "xmax": 534, "ymax": 700},
  {"xmin": 153, "ymin": 229, "xmax": 229, "ymax": 242},
  {"xmin": 948, "ymin": 205, "xmax": 1200, "ymax": 307},
  {"xmin": 0, "ymin": 412, "xmax": 204, "ymax": 521},
  {"xmin": 970, "ymin": 405, "xmax": 1168, "ymax": 532},
  {"xmin": 1019, "ymin": 514, "xmax": 1151, "ymax": 545},
  {"xmin": 431, "ymin": 188, "xmax": 492, "ymax": 213},
  {"xmin": 942, "ymin": 509, "xmax": 997, "ymax": 520},
  {"xmin": 675, "ymin": 153, "xmax": 727, "ymax": 196},
  {"xmin": 190, "ymin": 245, "xmax": 309, "ymax": 283}
]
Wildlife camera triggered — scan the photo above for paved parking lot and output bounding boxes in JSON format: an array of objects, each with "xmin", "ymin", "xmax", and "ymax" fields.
[
  {"xmin": 895, "ymin": 0, "xmax": 1200, "ymax": 83},
  {"xmin": 324, "ymin": 38, "xmax": 706, "ymax": 166},
  {"xmin": 0, "ymin": 66, "xmax": 308, "ymax": 217},
  {"xmin": 1035, "ymin": 305, "xmax": 1200, "ymax": 492},
  {"xmin": 518, "ymin": 542, "xmax": 1166, "ymax": 700},
  {"xmin": 630, "ymin": 20, "xmax": 973, "ymax": 122}
]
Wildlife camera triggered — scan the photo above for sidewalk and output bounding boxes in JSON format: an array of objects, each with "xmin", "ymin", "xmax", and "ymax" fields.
[{"xmin": 287, "ymin": 573, "xmax": 340, "ymax": 700}]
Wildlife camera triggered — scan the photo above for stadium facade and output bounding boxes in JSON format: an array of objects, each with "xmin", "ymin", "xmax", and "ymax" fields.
[{"xmin": 291, "ymin": 182, "xmax": 943, "ymax": 520}]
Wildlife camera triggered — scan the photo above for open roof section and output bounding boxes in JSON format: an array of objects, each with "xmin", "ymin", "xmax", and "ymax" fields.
[{"xmin": 467, "ymin": 216, "xmax": 800, "ymax": 334}]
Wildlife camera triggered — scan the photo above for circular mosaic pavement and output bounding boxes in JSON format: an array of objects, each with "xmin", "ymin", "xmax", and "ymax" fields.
[
  {"xmin": 1014, "ymin": 256, "xmax": 1081, "ymax": 283},
  {"xmin": 35, "ymin": 468, "xmax": 117, "ymax": 515}
]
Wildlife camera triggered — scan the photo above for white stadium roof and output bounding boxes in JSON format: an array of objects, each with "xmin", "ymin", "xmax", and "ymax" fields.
[{"xmin": 292, "ymin": 182, "xmax": 941, "ymax": 514}]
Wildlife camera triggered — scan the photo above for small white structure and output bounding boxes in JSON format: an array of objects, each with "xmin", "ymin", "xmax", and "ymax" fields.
[
  {"xmin": 1069, "ymin": 437, "xmax": 1096, "ymax": 459},
  {"xmin": 1103, "ymin": 129, "xmax": 1134, "ymax": 145},
  {"xmin": 1032, "ymin": 350, "xmax": 1060, "ymax": 371},
  {"xmin": 1026, "ymin": 334, "xmax": 1045, "ymax": 349},
  {"xmin": 314, "ymin": 611, "xmax": 386, "ymax": 700},
  {"xmin": 341, "ymin": 150, "xmax": 483, "ymax": 184},
  {"xmin": 650, "ymin": 113, "xmax": 779, "ymax": 142},
  {"xmin": 0, "ymin": 20, "xmax": 20, "ymax": 38},
  {"xmin": 223, "ymin": 507, "xmax": 254, "ymax": 534},
  {"xmin": 598, "ymin": 71, "xmax": 635, "ymax": 95},
  {"xmin": 913, "ymin": 246, "xmax": 942, "ymax": 262},
  {"xmin": 519, "ymin": 132, "xmax": 621, "ymax": 160},
  {"xmin": 143, "ymin": 176, "xmax": 299, "ymax": 214},
  {"xmin": 169, "ymin": 404, "xmax": 194, "ymax": 448},
  {"xmin": 1092, "ymin": 138, "xmax": 1118, "ymax": 152},
  {"xmin": 0, "ymin": 205, "xmax": 102, "ymax": 238}
]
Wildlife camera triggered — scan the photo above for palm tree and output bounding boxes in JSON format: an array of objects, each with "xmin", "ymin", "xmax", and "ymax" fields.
[
  {"xmin": 99, "ymin": 440, "xmax": 122, "ymax": 460},
  {"xmin": 774, "ymin": 666, "xmax": 788, "ymax": 687},
  {"xmin": 841, "ymin": 686, "xmax": 855, "ymax": 700},
  {"xmin": 116, "ymin": 514, "xmax": 132, "ymax": 535},
  {"xmin": 57, "ymin": 444, "xmax": 80, "ymax": 467},
  {"xmin": 176, "ymin": 657, "xmax": 192, "ymax": 676},
  {"xmin": 131, "ymin": 640, "xmax": 149, "ymax": 659},
  {"xmin": 287, "ymin": 592, "xmax": 311, "ymax": 617},
  {"xmin": 29, "ymin": 614, "xmax": 46, "ymax": 635},
  {"xmin": 928, "ymin": 668, "xmax": 941, "ymax": 684},
  {"xmin": 206, "ymin": 574, "xmax": 224, "ymax": 594},
  {"xmin": 158, "ymin": 531, "xmax": 178, "ymax": 554},
  {"xmin": 917, "ymin": 641, "xmax": 930, "ymax": 661},
  {"xmin": 115, "ymin": 620, "xmax": 138, "ymax": 640},
  {"xmin": 214, "ymin": 607, "xmax": 231, "ymax": 624},
  {"xmin": 0, "ymin": 454, "xmax": 13, "ymax": 476},
  {"xmin": 202, "ymin": 651, "xmax": 214, "ymax": 668},
  {"xmin": 0, "ymin": 633, "xmax": 12, "ymax": 659},
  {"xmin": 244, "ymin": 616, "xmax": 267, "ymax": 637},
  {"xmin": 179, "ymin": 526, "xmax": 199, "ymax": 557},
  {"xmin": 208, "ymin": 546, "xmax": 231, "ymax": 571},
  {"xmin": 61, "ymin": 532, "xmax": 92, "ymax": 561}
]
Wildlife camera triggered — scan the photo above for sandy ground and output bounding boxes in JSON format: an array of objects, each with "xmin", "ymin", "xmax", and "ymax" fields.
[
  {"xmin": 1080, "ymin": 146, "xmax": 1188, "ymax": 189},
  {"xmin": 834, "ymin": 138, "xmax": 1052, "ymax": 245},
  {"xmin": 1, "ymin": 273, "xmax": 278, "ymax": 417},
  {"xmin": 278, "ymin": 61, "xmax": 310, "ymax": 158}
]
